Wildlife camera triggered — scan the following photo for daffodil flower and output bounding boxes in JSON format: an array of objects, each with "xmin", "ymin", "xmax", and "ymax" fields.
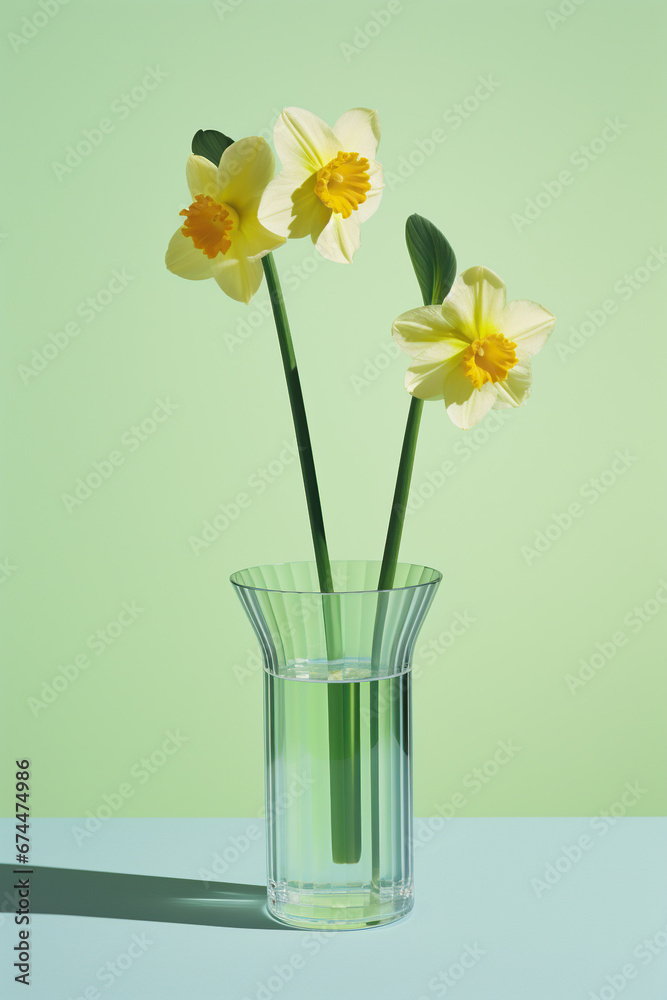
[
  {"xmin": 165, "ymin": 136, "xmax": 285, "ymax": 303},
  {"xmin": 257, "ymin": 107, "xmax": 384, "ymax": 264},
  {"xmin": 393, "ymin": 267, "xmax": 555, "ymax": 429}
]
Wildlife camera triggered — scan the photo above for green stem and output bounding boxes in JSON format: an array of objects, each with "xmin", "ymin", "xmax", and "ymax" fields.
[
  {"xmin": 327, "ymin": 683, "xmax": 361, "ymax": 864},
  {"xmin": 262, "ymin": 254, "xmax": 333, "ymax": 593},
  {"xmin": 377, "ymin": 395, "xmax": 424, "ymax": 590},
  {"xmin": 379, "ymin": 253, "xmax": 441, "ymax": 591},
  {"xmin": 262, "ymin": 254, "xmax": 360, "ymax": 866},
  {"xmin": 369, "ymin": 395, "xmax": 423, "ymax": 884},
  {"xmin": 370, "ymin": 279, "xmax": 433, "ymax": 883}
]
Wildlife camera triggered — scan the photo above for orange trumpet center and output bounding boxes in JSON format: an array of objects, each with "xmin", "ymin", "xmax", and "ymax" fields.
[
  {"xmin": 314, "ymin": 151, "xmax": 371, "ymax": 219},
  {"xmin": 180, "ymin": 194, "xmax": 237, "ymax": 258},
  {"xmin": 462, "ymin": 334, "xmax": 518, "ymax": 389}
]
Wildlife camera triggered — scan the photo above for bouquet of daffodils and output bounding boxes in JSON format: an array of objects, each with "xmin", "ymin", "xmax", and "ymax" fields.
[{"xmin": 166, "ymin": 106, "xmax": 555, "ymax": 863}]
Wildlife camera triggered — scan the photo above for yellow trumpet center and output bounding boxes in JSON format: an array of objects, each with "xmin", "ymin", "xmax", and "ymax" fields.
[
  {"xmin": 180, "ymin": 194, "xmax": 238, "ymax": 259},
  {"xmin": 314, "ymin": 151, "xmax": 371, "ymax": 219},
  {"xmin": 462, "ymin": 334, "xmax": 518, "ymax": 389}
]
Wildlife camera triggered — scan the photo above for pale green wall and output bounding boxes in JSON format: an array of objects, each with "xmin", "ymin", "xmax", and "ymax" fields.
[{"xmin": 2, "ymin": 0, "xmax": 665, "ymax": 818}]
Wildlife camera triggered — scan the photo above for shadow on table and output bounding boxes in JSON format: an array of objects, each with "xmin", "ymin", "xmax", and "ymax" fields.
[{"xmin": 0, "ymin": 864, "xmax": 292, "ymax": 930}]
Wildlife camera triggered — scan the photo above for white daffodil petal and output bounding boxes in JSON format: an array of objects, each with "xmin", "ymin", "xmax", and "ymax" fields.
[
  {"xmin": 209, "ymin": 235, "xmax": 263, "ymax": 303},
  {"xmin": 257, "ymin": 168, "xmax": 329, "ymax": 241},
  {"xmin": 393, "ymin": 305, "xmax": 468, "ymax": 361},
  {"xmin": 241, "ymin": 208, "xmax": 286, "ymax": 259},
  {"xmin": 186, "ymin": 154, "xmax": 220, "ymax": 200},
  {"xmin": 356, "ymin": 160, "xmax": 384, "ymax": 223},
  {"xmin": 443, "ymin": 365, "xmax": 497, "ymax": 429},
  {"xmin": 288, "ymin": 172, "xmax": 331, "ymax": 240},
  {"xmin": 217, "ymin": 137, "xmax": 276, "ymax": 212},
  {"xmin": 257, "ymin": 170, "xmax": 303, "ymax": 238},
  {"xmin": 165, "ymin": 228, "xmax": 212, "ymax": 280},
  {"xmin": 315, "ymin": 212, "xmax": 361, "ymax": 263},
  {"xmin": 502, "ymin": 299, "xmax": 555, "ymax": 356},
  {"xmin": 442, "ymin": 266, "xmax": 506, "ymax": 340},
  {"xmin": 405, "ymin": 357, "xmax": 462, "ymax": 400},
  {"xmin": 274, "ymin": 107, "xmax": 339, "ymax": 174},
  {"xmin": 333, "ymin": 108, "xmax": 381, "ymax": 160},
  {"xmin": 493, "ymin": 351, "xmax": 533, "ymax": 408}
]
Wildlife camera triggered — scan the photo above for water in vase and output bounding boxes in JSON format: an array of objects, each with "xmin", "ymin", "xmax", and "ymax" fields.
[{"xmin": 264, "ymin": 669, "xmax": 413, "ymax": 930}]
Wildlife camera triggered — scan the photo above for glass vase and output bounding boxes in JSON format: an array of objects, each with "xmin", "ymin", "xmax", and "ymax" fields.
[{"xmin": 231, "ymin": 559, "xmax": 441, "ymax": 930}]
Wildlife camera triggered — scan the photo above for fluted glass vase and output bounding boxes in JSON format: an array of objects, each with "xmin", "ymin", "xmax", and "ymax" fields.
[{"xmin": 231, "ymin": 559, "xmax": 441, "ymax": 930}]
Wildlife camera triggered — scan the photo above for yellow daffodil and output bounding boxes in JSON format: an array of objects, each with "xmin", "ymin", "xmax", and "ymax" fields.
[
  {"xmin": 257, "ymin": 107, "xmax": 384, "ymax": 263},
  {"xmin": 166, "ymin": 136, "xmax": 285, "ymax": 303},
  {"xmin": 393, "ymin": 267, "xmax": 555, "ymax": 429}
]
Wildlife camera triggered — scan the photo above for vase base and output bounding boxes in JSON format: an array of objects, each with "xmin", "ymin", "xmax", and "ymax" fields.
[{"xmin": 267, "ymin": 880, "xmax": 414, "ymax": 931}]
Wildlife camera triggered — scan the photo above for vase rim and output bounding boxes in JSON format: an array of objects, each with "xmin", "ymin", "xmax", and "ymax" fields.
[{"xmin": 230, "ymin": 559, "xmax": 442, "ymax": 596}]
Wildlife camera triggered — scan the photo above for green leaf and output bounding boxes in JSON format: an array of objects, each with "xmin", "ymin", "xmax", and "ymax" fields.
[
  {"xmin": 405, "ymin": 214, "xmax": 457, "ymax": 306},
  {"xmin": 191, "ymin": 129, "xmax": 235, "ymax": 166}
]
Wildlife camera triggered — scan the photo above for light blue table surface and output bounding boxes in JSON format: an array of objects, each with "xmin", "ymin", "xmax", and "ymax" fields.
[{"xmin": 1, "ymin": 818, "xmax": 665, "ymax": 999}]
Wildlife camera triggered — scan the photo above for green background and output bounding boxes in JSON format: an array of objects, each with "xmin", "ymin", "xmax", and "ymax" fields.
[{"xmin": 2, "ymin": 0, "xmax": 665, "ymax": 819}]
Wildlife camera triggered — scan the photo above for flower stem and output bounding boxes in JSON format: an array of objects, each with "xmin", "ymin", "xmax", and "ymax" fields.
[
  {"xmin": 369, "ymin": 394, "xmax": 423, "ymax": 884},
  {"xmin": 261, "ymin": 253, "xmax": 333, "ymax": 592},
  {"xmin": 261, "ymin": 253, "xmax": 360, "ymax": 866},
  {"xmin": 377, "ymin": 395, "xmax": 424, "ymax": 590},
  {"xmin": 371, "ymin": 221, "xmax": 449, "ymax": 883}
]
